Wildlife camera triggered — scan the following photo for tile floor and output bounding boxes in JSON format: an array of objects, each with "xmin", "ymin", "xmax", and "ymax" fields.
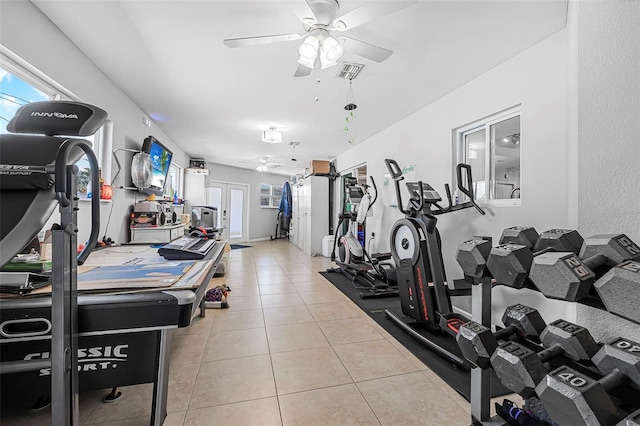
[{"xmin": 3, "ymin": 240, "xmax": 478, "ymax": 425}]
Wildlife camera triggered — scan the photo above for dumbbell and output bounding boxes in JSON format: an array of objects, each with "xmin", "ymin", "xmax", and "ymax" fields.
[
  {"xmin": 536, "ymin": 337, "xmax": 640, "ymax": 426},
  {"xmin": 457, "ymin": 304, "xmax": 546, "ymax": 369},
  {"xmin": 530, "ymin": 234, "xmax": 640, "ymax": 302},
  {"xmin": 456, "ymin": 227, "xmax": 574, "ymax": 281},
  {"xmin": 617, "ymin": 408, "xmax": 640, "ymax": 426},
  {"xmin": 456, "ymin": 237, "xmax": 492, "ymax": 278},
  {"xmin": 490, "ymin": 319, "xmax": 599, "ymax": 396},
  {"xmin": 456, "ymin": 228, "xmax": 542, "ymax": 279},
  {"xmin": 499, "ymin": 226, "xmax": 539, "ymax": 248},
  {"xmin": 596, "ymin": 259, "xmax": 640, "ymax": 324},
  {"xmin": 487, "ymin": 229, "xmax": 583, "ymax": 288}
]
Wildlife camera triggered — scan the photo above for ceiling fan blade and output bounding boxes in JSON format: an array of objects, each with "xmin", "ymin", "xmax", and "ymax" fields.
[
  {"xmin": 294, "ymin": 64, "xmax": 313, "ymax": 77},
  {"xmin": 340, "ymin": 37, "xmax": 393, "ymax": 63},
  {"xmin": 291, "ymin": 0, "xmax": 317, "ymax": 27},
  {"xmin": 223, "ymin": 33, "xmax": 302, "ymax": 48},
  {"xmin": 333, "ymin": 0, "xmax": 417, "ymax": 31}
]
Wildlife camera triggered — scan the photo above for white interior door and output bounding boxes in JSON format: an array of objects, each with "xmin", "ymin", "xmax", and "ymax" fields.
[{"xmin": 207, "ymin": 181, "xmax": 249, "ymax": 244}]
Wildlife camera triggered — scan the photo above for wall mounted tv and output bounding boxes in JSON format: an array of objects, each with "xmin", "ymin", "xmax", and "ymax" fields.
[{"xmin": 140, "ymin": 135, "xmax": 173, "ymax": 196}]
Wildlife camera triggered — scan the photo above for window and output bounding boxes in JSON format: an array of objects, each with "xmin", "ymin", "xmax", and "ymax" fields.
[
  {"xmin": 165, "ymin": 162, "xmax": 183, "ymax": 200},
  {"xmin": 260, "ymin": 184, "xmax": 282, "ymax": 208},
  {"xmin": 456, "ymin": 107, "xmax": 521, "ymax": 205},
  {"xmin": 0, "ymin": 67, "xmax": 51, "ymax": 130},
  {"xmin": 1, "ymin": 49, "xmax": 111, "ymax": 197}
]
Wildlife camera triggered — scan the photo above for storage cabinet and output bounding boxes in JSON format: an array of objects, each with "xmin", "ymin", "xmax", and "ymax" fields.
[
  {"xmin": 130, "ymin": 224, "xmax": 184, "ymax": 244},
  {"xmin": 291, "ymin": 175, "xmax": 329, "ymax": 256}
]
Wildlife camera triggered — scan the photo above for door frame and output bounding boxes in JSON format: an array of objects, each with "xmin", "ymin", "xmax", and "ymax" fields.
[{"xmin": 208, "ymin": 180, "xmax": 250, "ymax": 244}]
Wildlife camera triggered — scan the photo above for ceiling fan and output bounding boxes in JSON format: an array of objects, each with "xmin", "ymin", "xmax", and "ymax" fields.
[
  {"xmin": 223, "ymin": 0, "xmax": 417, "ymax": 77},
  {"xmin": 251, "ymin": 156, "xmax": 281, "ymax": 172}
]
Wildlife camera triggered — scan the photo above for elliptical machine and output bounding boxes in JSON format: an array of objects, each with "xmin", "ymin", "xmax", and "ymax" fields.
[
  {"xmin": 384, "ymin": 158, "xmax": 484, "ymax": 367},
  {"xmin": 328, "ymin": 175, "xmax": 397, "ymax": 299}
]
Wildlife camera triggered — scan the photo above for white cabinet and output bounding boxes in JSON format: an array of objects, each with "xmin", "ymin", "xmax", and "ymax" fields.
[
  {"xmin": 183, "ymin": 168, "xmax": 209, "ymax": 206},
  {"xmin": 291, "ymin": 175, "xmax": 329, "ymax": 256},
  {"xmin": 130, "ymin": 224, "xmax": 185, "ymax": 244}
]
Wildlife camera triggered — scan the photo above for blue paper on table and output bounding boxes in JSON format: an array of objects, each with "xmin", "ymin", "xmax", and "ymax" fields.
[{"xmin": 79, "ymin": 261, "xmax": 195, "ymax": 288}]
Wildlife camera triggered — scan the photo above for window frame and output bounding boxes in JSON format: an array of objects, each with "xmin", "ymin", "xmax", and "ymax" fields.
[
  {"xmin": 455, "ymin": 106, "xmax": 522, "ymax": 207},
  {"xmin": 1, "ymin": 46, "xmax": 112, "ymax": 197},
  {"xmin": 165, "ymin": 162, "xmax": 183, "ymax": 200},
  {"xmin": 259, "ymin": 183, "xmax": 282, "ymax": 209}
]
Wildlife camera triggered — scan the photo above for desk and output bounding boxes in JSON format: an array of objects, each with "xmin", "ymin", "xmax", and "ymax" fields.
[{"xmin": 0, "ymin": 241, "xmax": 225, "ymax": 425}]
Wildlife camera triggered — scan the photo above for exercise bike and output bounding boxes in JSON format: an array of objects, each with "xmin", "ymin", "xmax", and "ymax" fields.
[
  {"xmin": 328, "ymin": 176, "xmax": 398, "ymax": 299},
  {"xmin": 384, "ymin": 158, "xmax": 485, "ymax": 367}
]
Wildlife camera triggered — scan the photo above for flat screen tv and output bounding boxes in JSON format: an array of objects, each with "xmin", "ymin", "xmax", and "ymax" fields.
[{"xmin": 140, "ymin": 135, "xmax": 173, "ymax": 196}]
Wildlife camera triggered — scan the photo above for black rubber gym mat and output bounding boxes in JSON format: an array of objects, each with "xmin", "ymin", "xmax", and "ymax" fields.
[{"xmin": 320, "ymin": 270, "xmax": 511, "ymax": 401}]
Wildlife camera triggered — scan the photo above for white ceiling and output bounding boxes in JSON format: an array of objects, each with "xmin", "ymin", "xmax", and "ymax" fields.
[{"xmin": 32, "ymin": 0, "xmax": 567, "ymax": 177}]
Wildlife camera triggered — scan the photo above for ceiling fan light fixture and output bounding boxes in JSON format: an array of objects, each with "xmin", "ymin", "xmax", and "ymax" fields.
[
  {"xmin": 256, "ymin": 164, "xmax": 269, "ymax": 172},
  {"xmin": 298, "ymin": 35, "xmax": 319, "ymax": 60},
  {"xmin": 262, "ymin": 126, "xmax": 283, "ymax": 144},
  {"xmin": 297, "ymin": 55, "xmax": 315, "ymax": 69},
  {"xmin": 322, "ymin": 36, "xmax": 344, "ymax": 62},
  {"xmin": 320, "ymin": 57, "xmax": 338, "ymax": 70}
]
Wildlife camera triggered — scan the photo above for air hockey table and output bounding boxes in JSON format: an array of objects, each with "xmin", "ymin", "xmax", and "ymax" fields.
[{"xmin": 0, "ymin": 240, "xmax": 226, "ymax": 425}]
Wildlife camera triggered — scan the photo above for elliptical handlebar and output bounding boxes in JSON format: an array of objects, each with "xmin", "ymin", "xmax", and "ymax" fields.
[
  {"xmin": 384, "ymin": 158, "xmax": 403, "ymax": 180},
  {"xmin": 384, "ymin": 158, "xmax": 485, "ymax": 217},
  {"xmin": 369, "ymin": 176, "xmax": 378, "ymax": 211},
  {"xmin": 433, "ymin": 183, "xmax": 453, "ymax": 214},
  {"xmin": 454, "ymin": 163, "xmax": 485, "ymax": 215},
  {"xmin": 384, "ymin": 159, "xmax": 411, "ymax": 216},
  {"xmin": 408, "ymin": 181, "xmax": 425, "ymax": 213}
]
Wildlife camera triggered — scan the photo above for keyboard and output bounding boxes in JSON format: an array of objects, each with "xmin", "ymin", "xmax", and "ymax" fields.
[{"xmin": 158, "ymin": 236, "xmax": 217, "ymax": 260}]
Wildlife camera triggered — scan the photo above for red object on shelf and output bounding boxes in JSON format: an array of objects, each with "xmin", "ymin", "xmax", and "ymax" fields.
[{"xmin": 101, "ymin": 184, "xmax": 113, "ymax": 200}]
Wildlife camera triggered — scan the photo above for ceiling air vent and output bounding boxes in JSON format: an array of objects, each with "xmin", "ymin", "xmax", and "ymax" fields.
[{"xmin": 337, "ymin": 62, "xmax": 364, "ymax": 80}]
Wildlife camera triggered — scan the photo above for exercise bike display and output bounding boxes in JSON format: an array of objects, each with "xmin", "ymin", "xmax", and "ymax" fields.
[
  {"xmin": 328, "ymin": 175, "xmax": 398, "ymax": 299},
  {"xmin": 384, "ymin": 158, "xmax": 485, "ymax": 367}
]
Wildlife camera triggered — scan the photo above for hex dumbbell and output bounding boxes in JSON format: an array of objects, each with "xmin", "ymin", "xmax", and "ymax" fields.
[
  {"xmin": 456, "ymin": 237, "xmax": 492, "ymax": 278},
  {"xmin": 490, "ymin": 319, "xmax": 599, "ymax": 396},
  {"xmin": 499, "ymin": 226, "xmax": 539, "ymax": 248},
  {"xmin": 617, "ymin": 408, "xmax": 640, "ymax": 426},
  {"xmin": 530, "ymin": 234, "xmax": 640, "ymax": 301},
  {"xmin": 487, "ymin": 229, "xmax": 583, "ymax": 288},
  {"xmin": 456, "ymin": 227, "xmax": 540, "ymax": 279},
  {"xmin": 457, "ymin": 304, "xmax": 546, "ymax": 369},
  {"xmin": 595, "ymin": 259, "xmax": 640, "ymax": 324},
  {"xmin": 536, "ymin": 337, "xmax": 640, "ymax": 426}
]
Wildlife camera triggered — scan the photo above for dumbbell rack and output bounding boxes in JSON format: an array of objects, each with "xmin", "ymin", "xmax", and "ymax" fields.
[
  {"xmin": 467, "ymin": 277, "xmax": 505, "ymax": 425},
  {"xmin": 467, "ymin": 277, "xmax": 640, "ymax": 425}
]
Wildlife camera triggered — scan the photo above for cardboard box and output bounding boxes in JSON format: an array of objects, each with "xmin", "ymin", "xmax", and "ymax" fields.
[{"xmin": 310, "ymin": 160, "xmax": 331, "ymax": 175}]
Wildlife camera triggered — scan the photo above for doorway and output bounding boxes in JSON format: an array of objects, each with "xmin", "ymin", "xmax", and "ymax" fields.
[{"xmin": 207, "ymin": 181, "xmax": 249, "ymax": 244}]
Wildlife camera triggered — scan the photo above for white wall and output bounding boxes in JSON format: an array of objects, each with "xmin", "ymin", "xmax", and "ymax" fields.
[
  {"xmin": 1, "ymin": 2, "xmax": 287, "ymax": 246},
  {"xmin": 574, "ymin": 0, "xmax": 640, "ymax": 342},
  {"xmin": 203, "ymin": 163, "xmax": 291, "ymax": 241},
  {"xmin": 0, "ymin": 1, "xmax": 190, "ymax": 245},
  {"xmin": 336, "ymin": 1, "xmax": 640, "ymax": 340},
  {"xmin": 336, "ymin": 28, "xmax": 573, "ymax": 326},
  {"xmin": 577, "ymin": 0, "xmax": 639, "ymax": 241}
]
